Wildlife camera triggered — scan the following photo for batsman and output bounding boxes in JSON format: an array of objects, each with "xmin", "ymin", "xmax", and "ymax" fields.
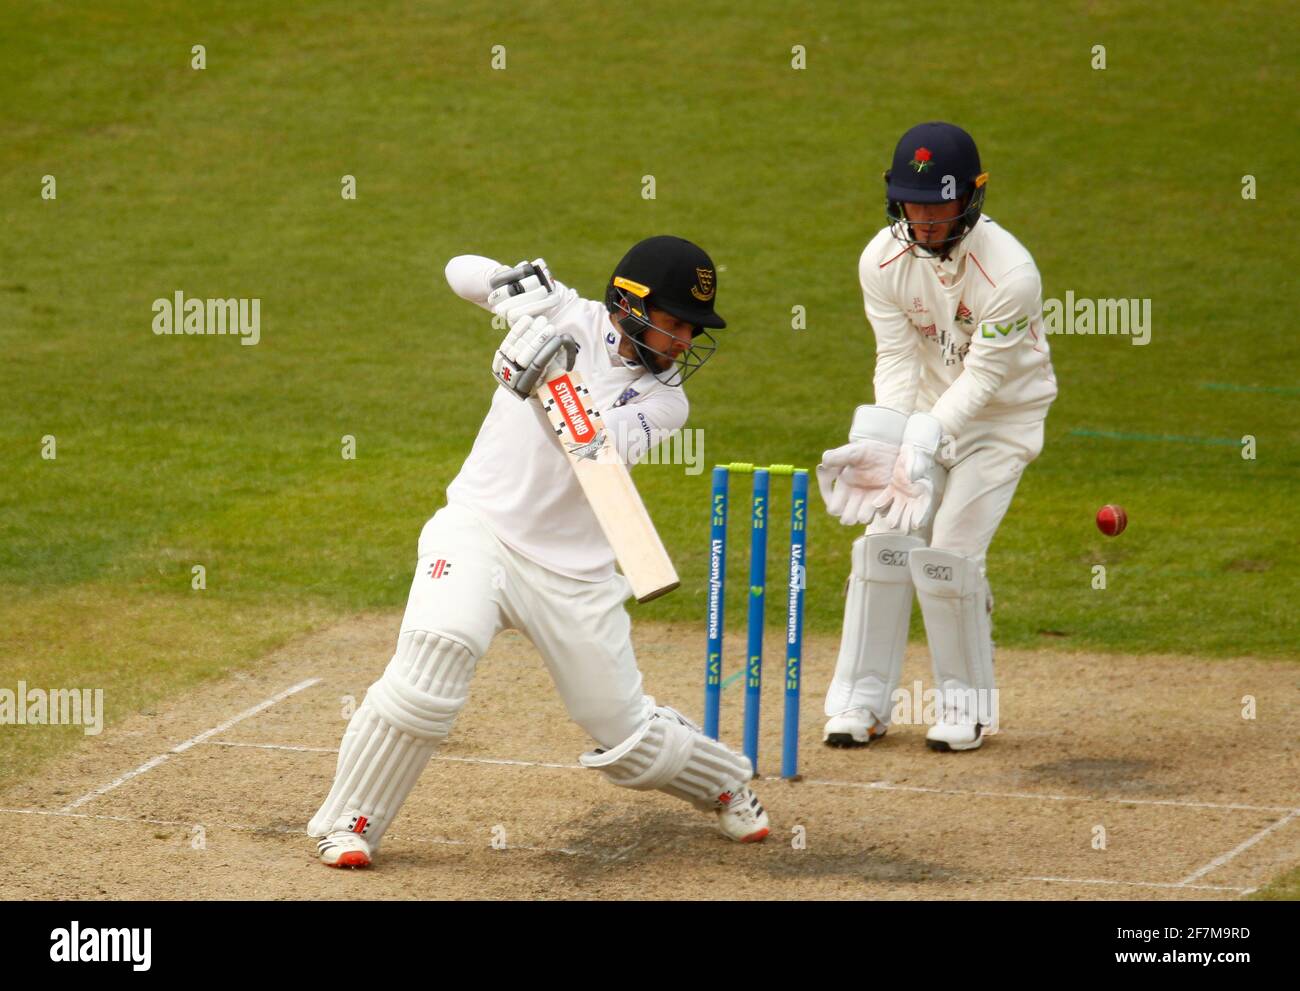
[
  {"xmin": 817, "ymin": 122, "xmax": 1057, "ymax": 752},
  {"xmin": 307, "ymin": 236, "xmax": 770, "ymax": 868}
]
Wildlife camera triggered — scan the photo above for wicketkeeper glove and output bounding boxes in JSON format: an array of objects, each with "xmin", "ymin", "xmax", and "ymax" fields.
[
  {"xmin": 816, "ymin": 406, "xmax": 907, "ymax": 526},
  {"xmin": 871, "ymin": 412, "xmax": 944, "ymax": 532}
]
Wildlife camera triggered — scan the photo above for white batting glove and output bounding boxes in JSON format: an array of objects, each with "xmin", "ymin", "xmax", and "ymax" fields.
[
  {"xmin": 487, "ymin": 259, "xmax": 563, "ymax": 326},
  {"xmin": 492, "ymin": 314, "xmax": 577, "ymax": 399},
  {"xmin": 871, "ymin": 412, "xmax": 943, "ymax": 532},
  {"xmin": 816, "ymin": 406, "xmax": 908, "ymax": 526}
]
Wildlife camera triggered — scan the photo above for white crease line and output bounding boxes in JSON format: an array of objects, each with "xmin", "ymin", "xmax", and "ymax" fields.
[
  {"xmin": 0, "ymin": 806, "xmax": 1271, "ymax": 886},
  {"xmin": 59, "ymin": 678, "xmax": 322, "ymax": 813},
  {"xmin": 1, "ymin": 808, "xmax": 219, "ymax": 830},
  {"xmin": 801, "ymin": 778, "xmax": 1295, "ymax": 814},
  {"xmin": 0, "ymin": 808, "xmax": 592, "ymax": 859},
  {"xmin": 1, "ymin": 807, "xmax": 295, "ymax": 833},
  {"xmin": 202, "ymin": 741, "xmax": 1296, "ymax": 814},
  {"xmin": 1019, "ymin": 875, "xmax": 1254, "ymax": 894},
  {"xmin": 207, "ymin": 740, "xmax": 336, "ymax": 754},
  {"xmin": 206, "ymin": 740, "xmax": 582, "ymax": 769},
  {"xmin": 1179, "ymin": 808, "xmax": 1300, "ymax": 885}
]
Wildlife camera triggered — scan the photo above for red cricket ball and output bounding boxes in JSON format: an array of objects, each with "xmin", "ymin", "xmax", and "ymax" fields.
[{"xmin": 1096, "ymin": 504, "xmax": 1128, "ymax": 537}]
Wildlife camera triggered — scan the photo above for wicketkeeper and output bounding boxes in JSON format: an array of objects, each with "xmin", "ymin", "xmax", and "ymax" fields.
[{"xmin": 817, "ymin": 122, "xmax": 1058, "ymax": 752}]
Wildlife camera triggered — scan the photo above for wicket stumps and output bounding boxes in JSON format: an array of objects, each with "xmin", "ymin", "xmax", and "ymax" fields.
[{"xmin": 704, "ymin": 463, "xmax": 808, "ymax": 779}]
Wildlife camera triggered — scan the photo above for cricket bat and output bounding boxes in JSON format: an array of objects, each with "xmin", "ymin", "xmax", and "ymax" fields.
[
  {"xmin": 536, "ymin": 370, "xmax": 680, "ymax": 602},
  {"xmin": 491, "ymin": 264, "xmax": 680, "ymax": 603}
]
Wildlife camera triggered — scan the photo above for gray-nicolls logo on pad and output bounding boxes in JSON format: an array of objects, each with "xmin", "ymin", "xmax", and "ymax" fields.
[{"xmin": 50, "ymin": 922, "xmax": 151, "ymax": 971}]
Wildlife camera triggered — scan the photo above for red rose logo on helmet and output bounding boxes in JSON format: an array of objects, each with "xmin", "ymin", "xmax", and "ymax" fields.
[{"xmin": 910, "ymin": 147, "xmax": 932, "ymax": 173}]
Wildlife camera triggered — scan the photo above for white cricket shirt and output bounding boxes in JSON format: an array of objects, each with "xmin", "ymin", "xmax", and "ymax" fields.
[
  {"xmin": 442, "ymin": 255, "xmax": 688, "ymax": 582},
  {"xmin": 859, "ymin": 215, "xmax": 1058, "ymax": 438}
]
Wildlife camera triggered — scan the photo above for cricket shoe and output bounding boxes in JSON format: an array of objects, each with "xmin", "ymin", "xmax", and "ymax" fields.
[
  {"xmin": 716, "ymin": 785, "xmax": 770, "ymax": 843},
  {"xmin": 925, "ymin": 718, "xmax": 984, "ymax": 752},
  {"xmin": 317, "ymin": 830, "xmax": 372, "ymax": 868},
  {"xmin": 823, "ymin": 708, "xmax": 887, "ymax": 748}
]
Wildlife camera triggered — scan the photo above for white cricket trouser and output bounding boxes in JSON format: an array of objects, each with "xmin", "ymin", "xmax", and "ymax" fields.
[
  {"xmin": 912, "ymin": 417, "xmax": 1045, "ymax": 556},
  {"xmin": 306, "ymin": 504, "xmax": 656, "ymax": 847},
  {"xmin": 401, "ymin": 503, "xmax": 647, "ymax": 747},
  {"xmin": 823, "ymin": 416, "xmax": 1045, "ymax": 723}
]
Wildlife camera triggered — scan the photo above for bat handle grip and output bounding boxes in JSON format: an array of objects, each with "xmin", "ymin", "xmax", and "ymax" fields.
[
  {"xmin": 489, "ymin": 261, "xmax": 552, "ymax": 294},
  {"xmin": 515, "ymin": 334, "xmax": 577, "ymax": 394}
]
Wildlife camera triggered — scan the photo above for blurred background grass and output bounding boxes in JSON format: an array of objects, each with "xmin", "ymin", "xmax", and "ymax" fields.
[{"xmin": 1, "ymin": 1, "xmax": 1296, "ymax": 780}]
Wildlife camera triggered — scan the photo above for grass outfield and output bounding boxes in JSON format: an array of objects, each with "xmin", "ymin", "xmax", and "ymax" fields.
[
  {"xmin": 1, "ymin": 1, "xmax": 1296, "ymax": 788},
  {"xmin": 1252, "ymin": 866, "xmax": 1300, "ymax": 901}
]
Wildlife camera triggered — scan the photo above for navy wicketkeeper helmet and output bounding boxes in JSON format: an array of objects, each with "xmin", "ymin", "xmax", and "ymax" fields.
[{"xmin": 884, "ymin": 121, "xmax": 989, "ymax": 256}]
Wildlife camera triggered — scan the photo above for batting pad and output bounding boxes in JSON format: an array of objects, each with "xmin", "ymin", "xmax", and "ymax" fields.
[
  {"xmin": 909, "ymin": 549, "xmax": 997, "ymax": 729},
  {"xmin": 824, "ymin": 532, "xmax": 924, "ymax": 725},
  {"xmin": 580, "ymin": 704, "xmax": 752, "ymax": 811},
  {"xmin": 307, "ymin": 631, "xmax": 476, "ymax": 847}
]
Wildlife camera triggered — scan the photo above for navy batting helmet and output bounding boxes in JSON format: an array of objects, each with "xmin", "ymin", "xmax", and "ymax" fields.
[{"xmin": 604, "ymin": 235, "xmax": 723, "ymax": 387}]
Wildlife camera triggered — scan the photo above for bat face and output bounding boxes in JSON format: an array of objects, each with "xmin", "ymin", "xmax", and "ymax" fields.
[
  {"xmin": 535, "ymin": 368, "xmax": 679, "ymax": 603},
  {"xmin": 541, "ymin": 374, "xmax": 605, "ymax": 461},
  {"xmin": 492, "ymin": 265, "xmax": 679, "ymax": 604}
]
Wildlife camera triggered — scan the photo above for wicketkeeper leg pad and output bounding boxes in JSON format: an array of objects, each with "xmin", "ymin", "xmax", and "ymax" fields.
[
  {"xmin": 307, "ymin": 630, "xmax": 476, "ymax": 847},
  {"xmin": 579, "ymin": 700, "xmax": 753, "ymax": 811},
  {"xmin": 909, "ymin": 549, "xmax": 998, "ymax": 729},
  {"xmin": 823, "ymin": 532, "xmax": 924, "ymax": 726}
]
